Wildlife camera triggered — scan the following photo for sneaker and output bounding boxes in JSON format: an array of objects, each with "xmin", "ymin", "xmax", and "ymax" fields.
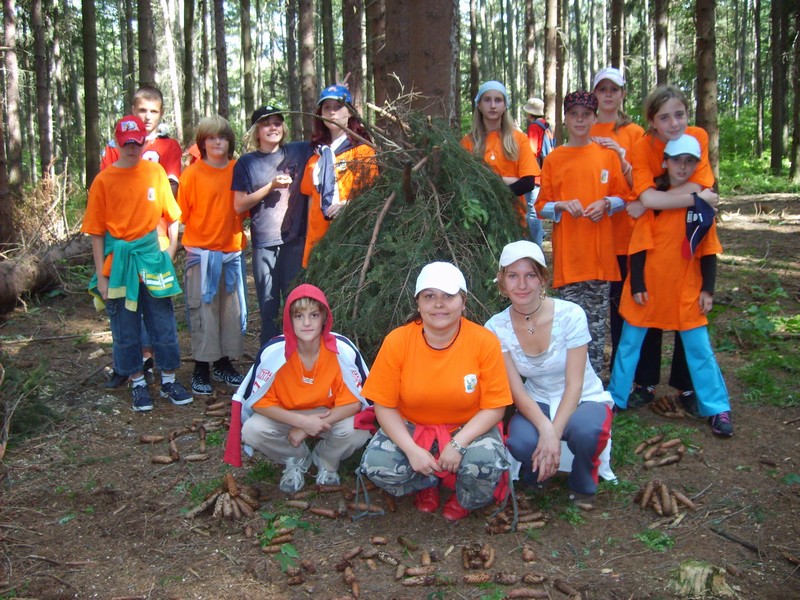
[
  {"xmin": 131, "ymin": 385, "xmax": 154, "ymax": 412},
  {"xmin": 679, "ymin": 391, "xmax": 702, "ymax": 418},
  {"xmin": 414, "ymin": 486, "xmax": 440, "ymax": 513},
  {"xmin": 442, "ymin": 495, "xmax": 470, "ymax": 521},
  {"xmin": 280, "ymin": 455, "xmax": 312, "ymax": 494},
  {"xmin": 142, "ymin": 357, "xmax": 155, "ymax": 385},
  {"xmin": 105, "ymin": 370, "xmax": 129, "ymax": 389},
  {"xmin": 191, "ymin": 368, "xmax": 213, "ymax": 395},
  {"xmin": 709, "ymin": 411, "xmax": 734, "ymax": 437},
  {"xmin": 569, "ymin": 492, "xmax": 596, "ymax": 510},
  {"xmin": 312, "ymin": 452, "xmax": 341, "ymax": 486},
  {"xmin": 628, "ymin": 385, "xmax": 655, "ymax": 409},
  {"xmin": 160, "ymin": 381, "xmax": 194, "ymax": 406},
  {"xmin": 212, "ymin": 360, "xmax": 244, "ymax": 387}
]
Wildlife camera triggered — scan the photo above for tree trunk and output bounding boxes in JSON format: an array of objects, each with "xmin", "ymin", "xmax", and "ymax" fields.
[
  {"xmin": 0, "ymin": 235, "xmax": 92, "ymax": 314},
  {"xmin": 82, "ymin": 0, "xmax": 101, "ymax": 187},
  {"xmin": 555, "ymin": 0, "xmax": 566, "ymax": 133},
  {"xmin": 468, "ymin": 0, "xmax": 479, "ymax": 105},
  {"xmin": 754, "ymin": 0, "xmax": 763, "ymax": 156},
  {"xmin": 124, "ymin": 0, "xmax": 136, "ymax": 106},
  {"xmin": 159, "ymin": 0, "xmax": 183, "ymax": 140},
  {"xmin": 365, "ymin": 0, "xmax": 386, "ymax": 108},
  {"xmin": 342, "ymin": 0, "xmax": 363, "ymax": 110},
  {"xmin": 695, "ymin": 0, "xmax": 719, "ymax": 182},
  {"xmin": 32, "ymin": 0, "xmax": 53, "ymax": 180},
  {"xmin": 609, "ymin": 0, "xmax": 623, "ymax": 68},
  {"xmin": 321, "ymin": 0, "xmax": 336, "ymax": 84},
  {"xmin": 383, "ymin": 0, "xmax": 459, "ymax": 122},
  {"xmin": 52, "ymin": 0, "xmax": 68, "ymax": 173},
  {"xmin": 285, "ymin": 0, "xmax": 302, "ymax": 139},
  {"xmin": 505, "ymin": 0, "xmax": 515, "ymax": 102},
  {"xmin": 572, "ymin": 0, "xmax": 586, "ymax": 90},
  {"xmin": 298, "ymin": 0, "xmax": 316, "ymax": 137},
  {"xmin": 213, "ymin": 0, "xmax": 229, "ymax": 118},
  {"xmin": 241, "ymin": 0, "xmax": 254, "ymax": 119},
  {"xmin": 524, "ymin": 0, "xmax": 536, "ymax": 96},
  {"xmin": 0, "ymin": 91, "xmax": 14, "ymax": 247},
  {"xmin": 790, "ymin": 5, "xmax": 800, "ymax": 181},
  {"xmin": 654, "ymin": 0, "xmax": 668, "ymax": 85},
  {"xmin": 183, "ymin": 0, "xmax": 195, "ymax": 145},
  {"xmin": 3, "ymin": 0, "xmax": 24, "ymax": 199},
  {"xmin": 200, "ymin": 0, "xmax": 211, "ymax": 115},
  {"xmin": 138, "ymin": 0, "xmax": 157, "ymax": 86},
  {"xmin": 769, "ymin": 0, "xmax": 784, "ymax": 174},
  {"xmin": 544, "ymin": 0, "xmax": 557, "ymax": 127}
]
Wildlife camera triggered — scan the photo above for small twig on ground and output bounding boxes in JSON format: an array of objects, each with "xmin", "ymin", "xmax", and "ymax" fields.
[{"xmin": 709, "ymin": 525, "xmax": 760, "ymax": 553}]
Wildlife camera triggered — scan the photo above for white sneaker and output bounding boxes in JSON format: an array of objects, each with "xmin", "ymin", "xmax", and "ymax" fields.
[
  {"xmin": 312, "ymin": 451, "xmax": 341, "ymax": 486},
  {"xmin": 279, "ymin": 454, "xmax": 311, "ymax": 493}
]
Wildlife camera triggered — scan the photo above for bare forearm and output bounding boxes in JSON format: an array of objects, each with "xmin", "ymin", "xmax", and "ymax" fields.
[
  {"xmin": 323, "ymin": 402, "xmax": 360, "ymax": 426},
  {"xmin": 453, "ymin": 407, "xmax": 504, "ymax": 447}
]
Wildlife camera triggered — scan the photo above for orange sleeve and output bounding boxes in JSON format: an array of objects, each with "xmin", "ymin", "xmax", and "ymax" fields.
[
  {"xmin": 100, "ymin": 144, "xmax": 118, "ymax": 171},
  {"xmin": 685, "ymin": 126, "xmax": 715, "ymax": 188}
]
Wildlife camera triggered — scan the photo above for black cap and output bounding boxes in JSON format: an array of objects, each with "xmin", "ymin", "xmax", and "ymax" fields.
[{"xmin": 251, "ymin": 105, "xmax": 284, "ymax": 126}]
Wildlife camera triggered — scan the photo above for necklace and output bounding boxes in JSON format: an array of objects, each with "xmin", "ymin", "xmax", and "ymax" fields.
[
  {"xmin": 512, "ymin": 300, "xmax": 544, "ymax": 335},
  {"xmin": 422, "ymin": 322, "xmax": 462, "ymax": 351},
  {"xmin": 296, "ymin": 352, "xmax": 320, "ymax": 385}
]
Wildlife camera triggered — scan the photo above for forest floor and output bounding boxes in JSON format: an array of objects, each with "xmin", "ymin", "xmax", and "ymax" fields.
[{"xmin": 0, "ymin": 193, "xmax": 799, "ymax": 600}]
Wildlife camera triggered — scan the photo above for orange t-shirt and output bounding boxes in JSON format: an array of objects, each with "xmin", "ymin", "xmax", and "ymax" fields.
[
  {"xmin": 300, "ymin": 143, "xmax": 378, "ymax": 267},
  {"xmin": 461, "ymin": 129, "xmax": 541, "ymax": 218},
  {"xmin": 253, "ymin": 345, "xmax": 359, "ymax": 410},
  {"xmin": 620, "ymin": 208, "xmax": 722, "ymax": 331},
  {"xmin": 81, "ymin": 160, "xmax": 180, "ymax": 276},
  {"xmin": 535, "ymin": 143, "xmax": 631, "ymax": 288},
  {"xmin": 178, "ymin": 159, "xmax": 246, "ymax": 252},
  {"xmin": 590, "ymin": 121, "xmax": 645, "ymax": 255},
  {"xmin": 362, "ymin": 318, "xmax": 512, "ymax": 427},
  {"xmin": 630, "ymin": 125, "xmax": 714, "ymax": 200}
]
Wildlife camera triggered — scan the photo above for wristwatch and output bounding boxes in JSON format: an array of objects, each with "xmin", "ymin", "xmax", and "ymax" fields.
[{"xmin": 449, "ymin": 437, "xmax": 467, "ymax": 456}]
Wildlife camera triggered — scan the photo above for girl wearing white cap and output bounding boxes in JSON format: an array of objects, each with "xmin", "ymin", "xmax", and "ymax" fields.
[
  {"xmin": 485, "ymin": 241, "xmax": 614, "ymax": 504},
  {"xmin": 360, "ymin": 262, "xmax": 512, "ymax": 521},
  {"xmin": 461, "ymin": 80, "xmax": 540, "ymax": 224}
]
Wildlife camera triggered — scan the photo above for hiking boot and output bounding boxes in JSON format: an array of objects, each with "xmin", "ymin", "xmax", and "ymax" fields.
[
  {"xmin": 280, "ymin": 454, "xmax": 312, "ymax": 494},
  {"xmin": 414, "ymin": 486, "xmax": 440, "ymax": 513},
  {"xmin": 569, "ymin": 492, "xmax": 596, "ymax": 510},
  {"xmin": 442, "ymin": 495, "xmax": 470, "ymax": 521},
  {"xmin": 709, "ymin": 411, "xmax": 734, "ymax": 437},
  {"xmin": 160, "ymin": 381, "xmax": 194, "ymax": 406},
  {"xmin": 105, "ymin": 370, "xmax": 129, "ymax": 389},
  {"xmin": 312, "ymin": 452, "xmax": 341, "ymax": 486},
  {"xmin": 191, "ymin": 366, "xmax": 213, "ymax": 395},
  {"xmin": 212, "ymin": 359, "xmax": 244, "ymax": 388},
  {"xmin": 142, "ymin": 357, "xmax": 155, "ymax": 385},
  {"xmin": 131, "ymin": 385, "xmax": 154, "ymax": 412},
  {"xmin": 627, "ymin": 385, "xmax": 655, "ymax": 409},
  {"xmin": 679, "ymin": 391, "xmax": 702, "ymax": 418}
]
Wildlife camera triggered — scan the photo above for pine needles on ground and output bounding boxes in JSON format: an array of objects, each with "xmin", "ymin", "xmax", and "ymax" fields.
[{"xmin": 302, "ymin": 104, "xmax": 526, "ymax": 361}]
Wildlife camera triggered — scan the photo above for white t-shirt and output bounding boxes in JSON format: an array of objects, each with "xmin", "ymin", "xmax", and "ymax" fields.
[{"xmin": 484, "ymin": 298, "xmax": 613, "ymax": 419}]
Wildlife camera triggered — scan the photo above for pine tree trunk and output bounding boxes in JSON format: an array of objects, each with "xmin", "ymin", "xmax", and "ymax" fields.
[
  {"xmin": 609, "ymin": 0, "xmax": 623, "ymax": 68},
  {"xmin": 790, "ymin": 6, "xmax": 800, "ymax": 182},
  {"xmin": 365, "ymin": 0, "xmax": 386, "ymax": 108},
  {"xmin": 138, "ymin": 0, "xmax": 157, "ymax": 86},
  {"xmin": 213, "ymin": 0, "xmax": 228, "ymax": 118},
  {"xmin": 695, "ymin": 0, "xmax": 719, "ymax": 181},
  {"xmin": 523, "ymin": 0, "xmax": 536, "ymax": 96},
  {"xmin": 183, "ymin": 0, "xmax": 195, "ymax": 145},
  {"xmin": 654, "ymin": 0, "xmax": 668, "ymax": 85},
  {"xmin": 124, "ymin": 0, "xmax": 136, "ymax": 105},
  {"xmin": 342, "ymin": 0, "xmax": 363, "ymax": 110},
  {"xmin": 52, "ymin": 0, "xmax": 68, "ymax": 171},
  {"xmin": 469, "ymin": 0, "xmax": 479, "ymax": 104},
  {"xmin": 285, "ymin": 0, "xmax": 302, "ymax": 139},
  {"xmin": 298, "ymin": 0, "xmax": 316, "ymax": 137},
  {"xmin": 241, "ymin": 0, "xmax": 254, "ymax": 119},
  {"xmin": 3, "ymin": 0, "xmax": 24, "ymax": 199},
  {"xmin": 754, "ymin": 0, "xmax": 763, "ymax": 156},
  {"xmin": 160, "ymin": 0, "xmax": 183, "ymax": 140},
  {"xmin": 572, "ymin": 0, "xmax": 585, "ymax": 90},
  {"xmin": 33, "ymin": 0, "xmax": 53, "ymax": 180},
  {"xmin": 0, "ymin": 96, "xmax": 14, "ymax": 247},
  {"xmin": 544, "ymin": 0, "xmax": 557, "ymax": 127},
  {"xmin": 769, "ymin": 0, "xmax": 784, "ymax": 174},
  {"xmin": 321, "ymin": 0, "xmax": 336, "ymax": 85},
  {"xmin": 201, "ymin": 0, "xmax": 211, "ymax": 115},
  {"xmin": 82, "ymin": 0, "xmax": 101, "ymax": 187}
]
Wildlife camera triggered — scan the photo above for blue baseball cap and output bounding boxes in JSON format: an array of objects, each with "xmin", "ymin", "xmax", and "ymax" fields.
[
  {"xmin": 318, "ymin": 85, "xmax": 352, "ymax": 106},
  {"xmin": 683, "ymin": 195, "xmax": 716, "ymax": 258},
  {"xmin": 474, "ymin": 81, "xmax": 510, "ymax": 108}
]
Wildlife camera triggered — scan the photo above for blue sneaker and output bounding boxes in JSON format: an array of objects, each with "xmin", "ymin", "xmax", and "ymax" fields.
[
  {"xmin": 131, "ymin": 385, "xmax": 154, "ymax": 412},
  {"xmin": 709, "ymin": 411, "xmax": 734, "ymax": 437},
  {"xmin": 160, "ymin": 381, "xmax": 193, "ymax": 406}
]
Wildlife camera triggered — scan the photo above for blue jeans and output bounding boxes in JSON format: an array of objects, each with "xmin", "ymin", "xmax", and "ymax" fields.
[
  {"xmin": 525, "ymin": 188, "xmax": 544, "ymax": 248},
  {"xmin": 105, "ymin": 282, "xmax": 181, "ymax": 376},
  {"xmin": 252, "ymin": 239, "xmax": 304, "ymax": 346}
]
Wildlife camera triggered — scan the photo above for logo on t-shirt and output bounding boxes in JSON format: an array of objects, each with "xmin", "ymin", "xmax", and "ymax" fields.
[
  {"xmin": 142, "ymin": 150, "xmax": 161, "ymax": 163},
  {"xmin": 600, "ymin": 169, "xmax": 609, "ymax": 184},
  {"xmin": 147, "ymin": 188, "xmax": 156, "ymax": 201},
  {"xmin": 464, "ymin": 374, "xmax": 478, "ymax": 393}
]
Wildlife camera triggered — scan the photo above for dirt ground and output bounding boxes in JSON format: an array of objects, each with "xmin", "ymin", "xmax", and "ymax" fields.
[{"xmin": 1, "ymin": 194, "xmax": 799, "ymax": 600}]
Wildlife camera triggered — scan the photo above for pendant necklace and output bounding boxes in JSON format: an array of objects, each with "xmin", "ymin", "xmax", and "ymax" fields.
[
  {"xmin": 297, "ymin": 352, "xmax": 320, "ymax": 385},
  {"xmin": 512, "ymin": 300, "xmax": 544, "ymax": 335}
]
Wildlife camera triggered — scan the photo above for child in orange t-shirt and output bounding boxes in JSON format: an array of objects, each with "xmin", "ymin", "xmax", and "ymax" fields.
[
  {"xmin": 535, "ymin": 91, "xmax": 631, "ymax": 376},
  {"xmin": 608, "ymin": 134, "xmax": 733, "ymax": 437},
  {"xmin": 178, "ymin": 116, "xmax": 247, "ymax": 395},
  {"xmin": 82, "ymin": 115, "xmax": 192, "ymax": 412},
  {"xmin": 237, "ymin": 284, "xmax": 371, "ymax": 493},
  {"xmin": 460, "ymin": 80, "xmax": 540, "ymax": 226}
]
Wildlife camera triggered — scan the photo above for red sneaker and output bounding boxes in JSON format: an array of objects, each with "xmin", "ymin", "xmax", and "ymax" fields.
[
  {"xmin": 414, "ymin": 486, "xmax": 440, "ymax": 513},
  {"xmin": 442, "ymin": 495, "xmax": 470, "ymax": 521}
]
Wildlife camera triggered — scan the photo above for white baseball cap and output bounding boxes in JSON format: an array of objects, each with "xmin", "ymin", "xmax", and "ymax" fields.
[
  {"xmin": 664, "ymin": 134, "xmax": 701, "ymax": 159},
  {"xmin": 414, "ymin": 262, "xmax": 468, "ymax": 296},
  {"xmin": 498, "ymin": 240, "xmax": 547, "ymax": 269},
  {"xmin": 592, "ymin": 67, "xmax": 626, "ymax": 90}
]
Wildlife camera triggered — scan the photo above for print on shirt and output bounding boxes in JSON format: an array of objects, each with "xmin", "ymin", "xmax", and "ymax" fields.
[
  {"xmin": 464, "ymin": 374, "xmax": 478, "ymax": 393},
  {"xmin": 147, "ymin": 188, "xmax": 156, "ymax": 201},
  {"xmin": 600, "ymin": 169, "xmax": 609, "ymax": 184}
]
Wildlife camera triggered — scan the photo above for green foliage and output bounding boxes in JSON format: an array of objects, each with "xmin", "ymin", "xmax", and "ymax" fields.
[
  {"xmin": 719, "ymin": 155, "xmax": 800, "ymax": 196},
  {"xmin": 205, "ymin": 431, "xmax": 223, "ymax": 447},
  {"xmin": 1, "ymin": 354, "xmax": 63, "ymax": 446},
  {"xmin": 184, "ymin": 479, "xmax": 223, "ymax": 506},
  {"xmin": 781, "ymin": 473, "xmax": 800, "ymax": 486},
  {"xmin": 559, "ymin": 504, "xmax": 586, "ymax": 526},
  {"xmin": 245, "ymin": 460, "xmax": 279, "ymax": 484},
  {"xmin": 259, "ymin": 514, "xmax": 314, "ymax": 572},
  {"xmin": 635, "ymin": 529, "xmax": 674, "ymax": 552},
  {"xmin": 302, "ymin": 109, "xmax": 525, "ymax": 361}
]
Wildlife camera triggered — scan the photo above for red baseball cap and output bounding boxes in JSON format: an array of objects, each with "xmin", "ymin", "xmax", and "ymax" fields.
[{"xmin": 114, "ymin": 115, "xmax": 146, "ymax": 146}]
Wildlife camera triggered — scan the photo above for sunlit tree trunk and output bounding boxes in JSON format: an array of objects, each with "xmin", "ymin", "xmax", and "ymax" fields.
[
  {"xmin": 183, "ymin": 0, "xmax": 195, "ymax": 143},
  {"xmin": 138, "ymin": 0, "xmax": 157, "ymax": 86},
  {"xmin": 556, "ymin": 0, "xmax": 566, "ymax": 133},
  {"xmin": 342, "ymin": 0, "xmax": 363, "ymax": 110},
  {"xmin": 3, "ymin": 0, "xmax": 23, "ymax": 198},
  {"xmin": 52, "ymin": 0, "xmax": 68, "ymax": 171},
  {"xmin": 544, "ymin": 0, "xmax": 557, "ymax": 127},
  {"xmin": 469, "ymin": 0, "xmax": 479, "ymax": 102},
  {"xmin": 321, "ymin": 0, "xmax": 336, "ymax": 84},
  {"xmin": 160, "ymin": 0, "xmax": 182, "ymax": 139},
  {"xmin": 505, "ymin": 0, "xmax": 516, "ymax": 101},
  {"xmin": 654, "ymin": 0, "xmax": 668, "ymax": 85},
  {"xmin": 82, "ymin": 0, "xmax": 101, "ymax": 186},
  {"xmin": 769, "ymin": 0, "xmax": 785, "ymax": 174},
  {"xmin": 201, "ymin": 0, "xmax": 211, "ymax": 115},
  {"xmin": 695, "ymin": 0, "xmax": 719, "ymax": 181},
  {"xmin": 365, "ymin": 0, "xmax": 386, "ymax": 107},
  {"xmin": 572, "ymin": 0, "xmax": 586, "ymax": 90},
  {"xmin": 285, "ymin": 0, "xmax": 302, "ymax": 138},
  {"xmin": 213, "ymin": 0, "xmax": 228, "ymax": 117},
  {"xmin": 790, "ymin": 6, "xmax": 800, "ymax": 181},
  {"xmin": 33, "ymin": 0, "xmax": 53, "ymax": 179},
  {"xmin": 241, "ymin": 0, "xmax": 254, "ymax": 119},
  {"xmin": 754, "ymin": 0, "xmax": 763, "ymax": 156},
  {"xmin": 124, "ymin": 0, "xmax": 136, "ymax": 105},
  {"xmin": 299, "ymin": 0, "xmax": 316, "ymax": 137},
  {"xmin": 609, "ymin": 0, "xmax": 622, "ymax": 69},
  {"xmin": 524, "ymin": 0, "xmax": 536, "ymax": 96},
  {"xmin": 0, "ymin": 98, "xmax": 13, "ymax": 246}
]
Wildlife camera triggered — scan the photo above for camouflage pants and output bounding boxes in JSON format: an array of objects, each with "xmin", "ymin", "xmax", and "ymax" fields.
[
  {"xmin": 559, "ymin": 280, "xmax": 610, "ymax": 377},
  {"xmin": 359, "ymin": 424, "xmax": 509, "ymax": 510}
]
